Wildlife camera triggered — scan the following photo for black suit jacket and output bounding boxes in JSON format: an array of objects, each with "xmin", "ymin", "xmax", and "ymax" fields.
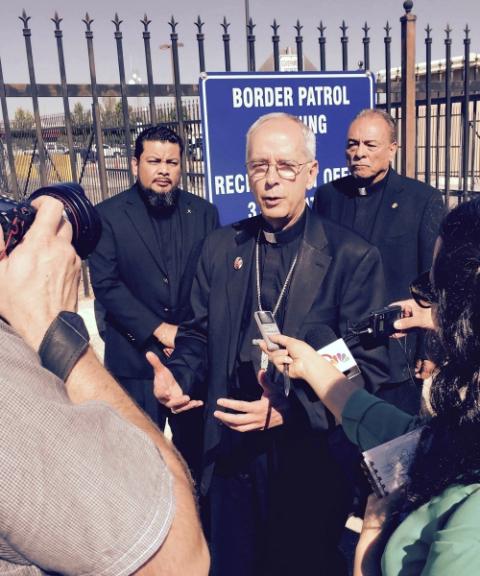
[
  {"xmin": 168, "ymin": 208, "xmax": 389, "ymax": 494},
  {"xmin": 89, "ymin": 185, "xmax": 219, "ymax": 379},
  {"xmin": 313, "ymin": 168, "xmax": 446, "ymax": 382}
]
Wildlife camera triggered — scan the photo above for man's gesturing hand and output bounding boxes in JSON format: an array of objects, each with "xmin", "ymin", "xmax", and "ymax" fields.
[
  {"xmin": 147, "ymin": 351, "xmax": 203, "ymax": 413},
  {"xmin": 214, "ymin": 370, "xmax": 288, "ymax": 432}
]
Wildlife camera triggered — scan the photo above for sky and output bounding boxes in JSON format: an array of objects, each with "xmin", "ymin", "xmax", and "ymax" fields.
[{"xmin": 1, "ymin": 0, "xmax": 478, "ymax": 115}]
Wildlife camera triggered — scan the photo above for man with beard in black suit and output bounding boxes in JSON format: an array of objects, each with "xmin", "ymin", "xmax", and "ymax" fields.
[{"xmin": 89, "ymin": 126, "xmax": 218, "ymax": 473}]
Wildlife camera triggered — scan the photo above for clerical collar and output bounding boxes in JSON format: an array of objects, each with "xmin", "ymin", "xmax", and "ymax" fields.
[
  {"xmin": 356, "ymin": 168, "xmax": 390, "ymax": 197},
  {"xmin": 261, "ymin": 208, "xmax": 307, "ymax": 245}
]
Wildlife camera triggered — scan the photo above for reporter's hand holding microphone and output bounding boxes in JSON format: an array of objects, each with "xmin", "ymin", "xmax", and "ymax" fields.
[
  {"xmin": 259, "ymin": 334, "xmax": 360, "ymax": 424},
  {"xmin": 258, "ymin": 298, "xmax": 435, "ymax": 422}
]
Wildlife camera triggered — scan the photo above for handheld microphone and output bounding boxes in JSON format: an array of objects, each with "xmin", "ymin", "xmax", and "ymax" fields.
[{"xmin": 305, "ymin": 326, "xmax": 361, "ymax": 380}]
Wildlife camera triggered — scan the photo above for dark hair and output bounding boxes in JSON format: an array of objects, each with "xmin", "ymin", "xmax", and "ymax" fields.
[
  {"xmin": 404, "ymin": 197, "xmax": 480, "ymax": 510},
  {"xmin": 134, "ymin": 125, "xmax": 184, "ymax": 160}
]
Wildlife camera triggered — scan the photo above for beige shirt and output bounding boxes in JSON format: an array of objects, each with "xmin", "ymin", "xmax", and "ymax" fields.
[{"xmin": 0, "ymin": 320, "xmax": 174, "ymax": 575}]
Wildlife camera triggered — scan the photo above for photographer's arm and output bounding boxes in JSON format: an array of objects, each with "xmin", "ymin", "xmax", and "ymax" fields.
[
  {"xmin": 65, "ymin": 348, "xmax": 209, "ymax": 575},
  {"xmin": 0, "ymin": 197, "xmax": 209, "ymax": 575}
]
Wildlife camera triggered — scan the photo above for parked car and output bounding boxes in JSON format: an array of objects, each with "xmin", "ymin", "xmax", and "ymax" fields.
[
  {"xmin": 45, "ymin": 143, "xmax": 69, "ymax": 154},
  {"xmin": 188, "ymin": 137, "xmax": 203, "ymax": 161},
  {"xmin": 21, "ymin": 143, "xmax": 69, "ymax": 159},
  {"xmin": 92, "ymin": 144, "xmax": 122, "ymax": 158}
]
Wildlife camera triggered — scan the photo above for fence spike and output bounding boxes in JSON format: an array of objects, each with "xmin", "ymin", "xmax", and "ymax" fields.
[
  {"xmin": 111, "ymin": 13, "xmax": 123, "ymax": 32},
  {"xmin": 82, "ymin": 13, "xmax": 94, "ymax": 30},
  {"xmin": 195, "ymin": 15, "xmax": 204, "ymax": 33},
  {"xmin": 221, "ymin": 17, "xmax": 230, "ymax": 33},
  {"xmin": 140, "ymin": 14, "xmax": 152, "ymax": 31},
  {"xmin": 51, "ymin": 12, "xmax": 62, "ymax": 29},
  {"xmin": 169, "ymin": 16, "xmax": 178, "ymax": 33},
  {"xmin": 19, "ymin": 10, "xmax": 31, "ymax": 28}
]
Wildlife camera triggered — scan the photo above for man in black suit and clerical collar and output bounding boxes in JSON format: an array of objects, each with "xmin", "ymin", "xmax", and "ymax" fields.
[
  {"xmin": 314, "ymin": 109, "xmax": 445, "ymax": 414},
  {"xmin": 151, "ymin": 113, "xmax": 389, "ymax": 576},
  {"xmin": 89, "ymin": 126, "xmax": 219, "ymax": 472}
]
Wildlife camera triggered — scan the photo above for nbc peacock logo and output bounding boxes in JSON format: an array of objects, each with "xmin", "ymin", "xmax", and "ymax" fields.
[{"xmin": 320, "ymin": 352, "xmax": 348, "ymax": 367}]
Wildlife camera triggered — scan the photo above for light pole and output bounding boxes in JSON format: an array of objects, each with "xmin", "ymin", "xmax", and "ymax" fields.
[
  {"xmin": 128, "ymin": 70, "xmax": 142, "ymax": 115},
  {"xmin": 159, "ymin": 42, "xmax": 185, "ymax": 82},
  {"xmin": 159, "ymin": 41, "xmax": 187, "ymax": 190},
  {"xmin": 245, "ymin": 0, "xmax": 250, "ymax": 67}
]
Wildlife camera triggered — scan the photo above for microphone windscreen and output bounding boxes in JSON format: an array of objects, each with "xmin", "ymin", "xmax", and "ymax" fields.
[
  {"xmin": 306, "ymin": 325, "xmax": 362, "ymax": 379},
  {"xmin": 304, "ymin": 325, "xmax": 337, "ymax": 350}
]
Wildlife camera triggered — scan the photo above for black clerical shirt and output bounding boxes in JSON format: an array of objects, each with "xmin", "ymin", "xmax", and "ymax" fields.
[
  {"xmin": 234, "ymin": 209, "xmax": 306, "ymax": 399},
  {"xmin": 351, "ymin": 170, "xmax": 390, "ymax": 242},
  {"xmin": 216, "ymin": 209, "xmax": 306, "ymax": 471}
]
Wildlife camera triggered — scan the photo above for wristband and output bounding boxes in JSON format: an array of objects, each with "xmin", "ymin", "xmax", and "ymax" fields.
[{"xmin": 38, "ymin": 311, "xmax": 90, "ymax": 381}]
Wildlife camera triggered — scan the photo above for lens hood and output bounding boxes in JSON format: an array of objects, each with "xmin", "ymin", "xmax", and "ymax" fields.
[{"xmin": 29, "ymin": 182, "xmax": 101, "ymax": 259}]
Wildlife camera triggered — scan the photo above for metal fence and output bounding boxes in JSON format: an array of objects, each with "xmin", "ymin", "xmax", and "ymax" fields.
[
  {"xmin": 3, "ymin": 100, "xmax": 203, "ymax": 205},
  {"xmin": 0, "ymin": 1, "xmax": 479, "ymax": 206}
]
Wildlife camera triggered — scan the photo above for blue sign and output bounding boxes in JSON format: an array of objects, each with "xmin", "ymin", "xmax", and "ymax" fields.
[{"xmin": 200, "ymin": 72, "xmax": 374, "ymax": 225}]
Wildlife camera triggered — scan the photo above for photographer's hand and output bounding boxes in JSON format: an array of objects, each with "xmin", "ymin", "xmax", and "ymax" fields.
[{"xmin": 0, "ymin": 196, "xmax": 81, "ymax": 350}]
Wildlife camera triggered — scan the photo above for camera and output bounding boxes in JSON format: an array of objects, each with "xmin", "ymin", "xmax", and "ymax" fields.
[{"xmin": 0, "ymin": 182, "xmax": 101, "ymax": 259}]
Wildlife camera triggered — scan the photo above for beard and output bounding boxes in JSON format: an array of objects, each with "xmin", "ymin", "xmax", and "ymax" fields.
[{"xmin": 137, "ymin": 181, "xmax": 179, "ymax": 217}]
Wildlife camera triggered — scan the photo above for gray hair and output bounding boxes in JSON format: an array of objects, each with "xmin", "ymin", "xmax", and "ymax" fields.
[
  {"xmin": 352, "ymin": 109, "xmax": 397, "ymax": 144},
  {"xmin": 246, "ymin": 112, "xmax": 316, "ymax": 161}
]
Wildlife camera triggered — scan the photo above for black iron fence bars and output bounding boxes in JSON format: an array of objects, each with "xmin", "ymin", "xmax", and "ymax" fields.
[{"xmin": 0, "ymin": 1, "xmax": 479, "ymax": 206}]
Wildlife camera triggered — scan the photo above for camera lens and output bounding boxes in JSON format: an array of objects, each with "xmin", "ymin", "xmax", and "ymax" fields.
[
  {"xmin": 29, "ymin": 183, "xmax": 101, "ymax": 259},
  {"xmin": 0, "ymin": 182, "xmax": 101, "ymax": 259}
]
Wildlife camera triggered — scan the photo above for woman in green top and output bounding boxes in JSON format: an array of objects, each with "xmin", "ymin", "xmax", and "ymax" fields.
[{"xmin": 263, "ymin": 197, "xmax": 480, "ymax": 575}]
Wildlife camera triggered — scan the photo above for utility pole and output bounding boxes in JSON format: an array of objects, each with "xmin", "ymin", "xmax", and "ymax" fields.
[{"xmin": 245, "ymin": 0, "xmax": 250, "ymax": 67}]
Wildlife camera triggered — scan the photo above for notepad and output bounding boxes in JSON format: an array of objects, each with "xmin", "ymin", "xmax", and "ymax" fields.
[{"xmin": 361, "ymin": 427, "xmax": 424, "ymax": 497}]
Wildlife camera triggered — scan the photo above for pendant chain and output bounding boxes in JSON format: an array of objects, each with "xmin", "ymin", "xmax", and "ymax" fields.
[{"xmin": 255, "ymin": 229, "xmax": 298, "ymax": 317}]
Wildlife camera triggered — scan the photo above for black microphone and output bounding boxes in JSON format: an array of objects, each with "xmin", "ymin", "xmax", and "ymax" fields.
[
  {"xmin": 305, "ymin": 325, "xmax": 361, "ymax": 380},
  {"xmin": 305, "ymin": 325, "xmax": 338, "ymax": 350}
]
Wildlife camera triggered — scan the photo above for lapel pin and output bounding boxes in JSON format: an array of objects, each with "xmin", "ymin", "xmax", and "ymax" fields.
[
  {"xmin": 392, "ymin": 202, "xmax": 399, "ymax": 209},
  {"xmin": 187, "ymin": 208, "xmax": 192, "ymax": 214},
  {"xmin": 234, "ymin": 256, "xmax": 243, "ymax": 270}
]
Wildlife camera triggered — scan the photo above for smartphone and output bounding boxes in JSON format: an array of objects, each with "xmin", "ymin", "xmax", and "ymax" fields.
[{"xmin": 254, "ymin": 310, "xmax": 281, "ymax": 351}]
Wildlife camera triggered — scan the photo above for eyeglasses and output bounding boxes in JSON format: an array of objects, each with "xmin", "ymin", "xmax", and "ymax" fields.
[
  {"xmin": 409, "ymin": 270, "xmax": 437, "ymax": 309},
  {"xmin": 246, "ymin": 160, "xmax": 311, "ymax": 182}
]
